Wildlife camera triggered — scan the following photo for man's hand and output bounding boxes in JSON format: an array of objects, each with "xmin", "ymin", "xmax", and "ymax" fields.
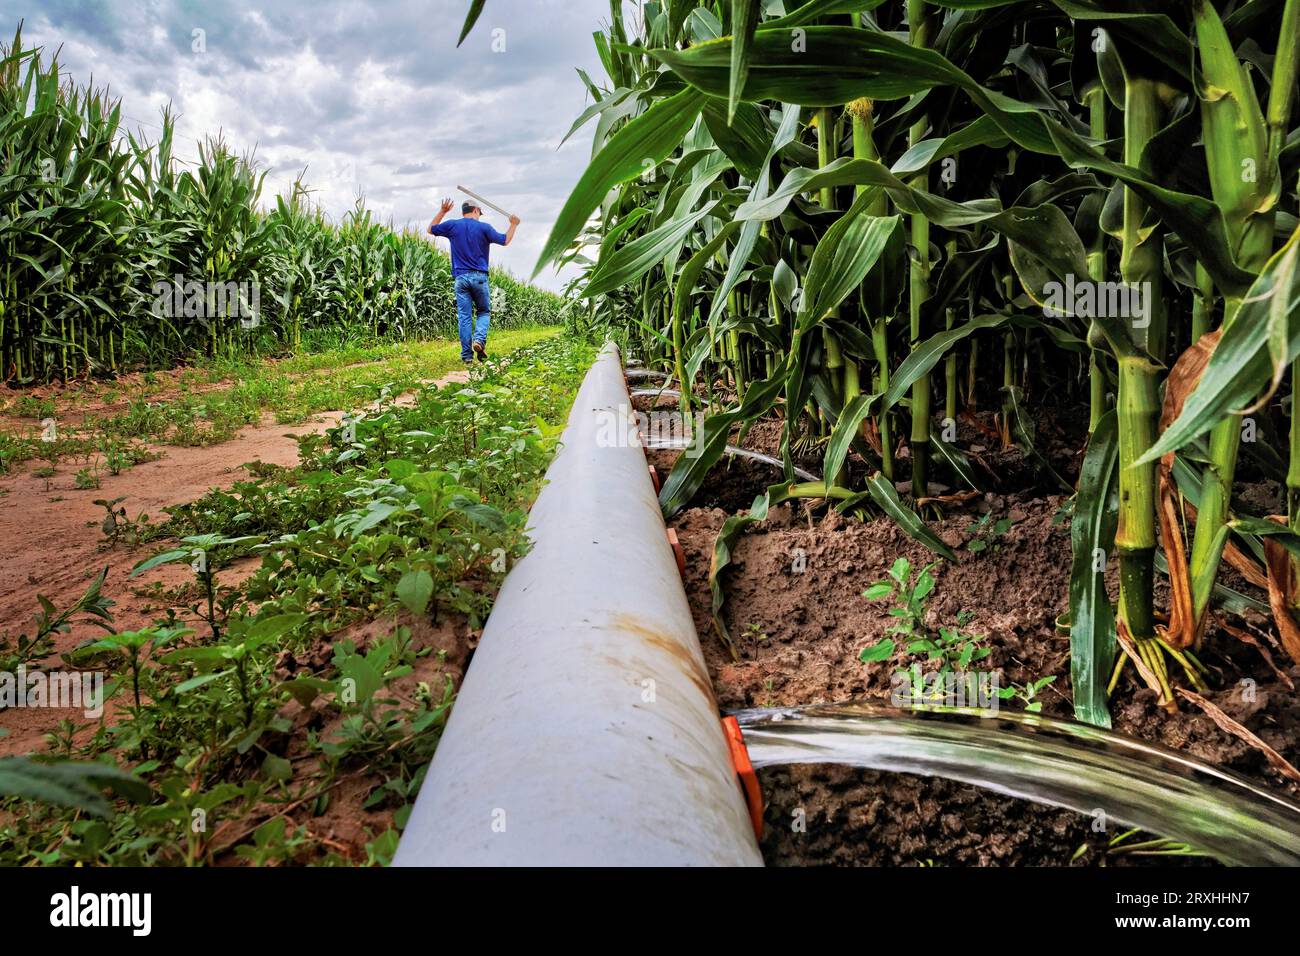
[
  {"xmin": 508, "ymin": 214, "xmax": 521, "ymax": 226},
  {"xmin": 430, "ymin": 197, "xmax": 455, "ymax": 233},
  {"xmin": 504, "ymin": 213, "xmax": 521, "ymax": 247}
]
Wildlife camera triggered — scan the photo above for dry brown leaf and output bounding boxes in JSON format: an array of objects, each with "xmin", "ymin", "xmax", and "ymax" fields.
[
  {"xmin": 959, "ymin": 408, "xmax": 1001, "ymax": 442},
  {"xmin": 1262, "ymin": 525, "xmax": 1300, "ymax": 665},
  {"xmin": 1157, "ymin": 473, "xmax": 1196, "ymax": 649},
  {"xmin": 1216, "ymin": 614, "xmax": 1295, "ymax": 689},
  {"xmin": 1176, "ymin": 686, "xmax": 1300, "ymax": 785},
  {"xmin": 1154, "ymin": 331, "xmax": 1222, "ymax": 649},
  {"xmin": 1157, "ymin": 335, "xmax": 1296, "ymax": 659},
  {"xmin": 916, "ymin": 490, "xmax": 981, "ymax": 507},
  {"xmin": 1164, "ymin": 491, "xmax": 1267, "ymax": 590},
  {"xmin": 863, "ymin": 417, "xmax": 883, "ymax": 456},
  {"xmin": 1223, "ymin": 540, "xmax": 1269, "ymax": 589},
  {"xmin": 1160, "ymin": 330, "xmax": 1221, "ymax": 434}
]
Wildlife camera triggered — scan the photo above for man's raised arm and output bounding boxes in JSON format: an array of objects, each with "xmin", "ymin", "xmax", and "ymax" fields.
[
  {"xmin": 502, "ymin": 214, "xmax": 521, "ymax": 246},
  {"xmin": 429, "ymin": 197, "xmax": 454, "ymax": 235}
]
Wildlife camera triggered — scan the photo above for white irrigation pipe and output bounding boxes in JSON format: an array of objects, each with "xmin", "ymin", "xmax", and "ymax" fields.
[{"xmin": 394, "ymin": 343, "xmax": 762, "ymax": 867}]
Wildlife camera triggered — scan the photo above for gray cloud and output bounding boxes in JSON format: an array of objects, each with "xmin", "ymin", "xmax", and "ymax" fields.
[
  {"xmin": 4, "ymin": 0, "xmax": 616, "ymax": 290},
  {"xmin": 393, "ymin": 161, "xmax": 433, "ymax": 175}
]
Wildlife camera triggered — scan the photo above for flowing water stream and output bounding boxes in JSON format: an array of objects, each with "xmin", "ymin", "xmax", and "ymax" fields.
[{"xmin": 733, "ymin": 701, "xmax": 1300, "ymax": 866}]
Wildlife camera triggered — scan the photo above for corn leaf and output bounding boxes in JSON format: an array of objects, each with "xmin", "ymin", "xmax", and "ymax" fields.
[
  {"xmin": 824, "ymin": 392, "xmax": 880, "ymax": 484},
  {"xmin": 585, "ymin": 199, "xmax": 722, "ymax": 296},
  {"xmin": 863, "ymin": 474, "xmax": 959, "ymax": 560},
  {"xmin": 796, "ymin": 207, "xmax": 902, "ymax": 334},
  {"xmin": 1070, "ymin": 409, "xmax": 1119, "ymax": 727},
  {"xmin": 1139, "ymin": 228, "xmax": 1300, "ymax": 463},
  {"xmin": 883, "ymin": 313, "xmax": 1010, "ymax": 412},
  {"xmin": 0, "ymin": 757, "xmax": 150, "ymax": 817},
  {"xmin": 457, "ymin": 0, "xmax": 487, "ymax": 47},
  {"xmin": 533, "ymin": 87, "xmax": 707, "ymax": 276},
  {"xmin": 728, "ymin": 0, "xmax": 762, "ymax": 124}
]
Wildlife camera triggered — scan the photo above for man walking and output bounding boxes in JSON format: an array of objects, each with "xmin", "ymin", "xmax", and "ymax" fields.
[{"xmin": 429, "ymin": 197, "xmax": 520, "ymax": 364}]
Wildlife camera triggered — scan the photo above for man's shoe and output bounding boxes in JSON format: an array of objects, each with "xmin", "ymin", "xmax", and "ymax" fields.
[{"xmin": 473, "ymin": 341, "xmax": 487, "ymax": 362}]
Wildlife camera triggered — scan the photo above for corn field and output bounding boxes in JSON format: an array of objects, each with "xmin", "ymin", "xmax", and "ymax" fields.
[
  {"xmin": 0, "ymin": 25, "xmax": 565, "ymax": 385},
  {"xmin": 526, "ymin": 0, "xmax": 1300, "ymax": 726}
]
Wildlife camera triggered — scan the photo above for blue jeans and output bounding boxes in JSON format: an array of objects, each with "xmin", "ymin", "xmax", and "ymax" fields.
[{"xmin": 454, "ymin": 272, "xmax": 491, "ymax": 360}]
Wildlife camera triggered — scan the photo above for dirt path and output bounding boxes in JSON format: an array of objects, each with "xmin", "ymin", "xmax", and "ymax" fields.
[{"xmin": 0, "ymin": 368, "xmax": 469, "ymax": 755}]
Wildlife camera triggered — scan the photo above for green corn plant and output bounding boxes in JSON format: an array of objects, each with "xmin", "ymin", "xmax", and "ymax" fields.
[
  {"xmin": 1078, "ymin": 29, "xmax": 1110, "ymax": 433},
  {"xmin": 1182, "ymin": 0, "xmax": 1296, "ymax": 639},
  {"xmin": 816, "ymin": 105, "xmax": 846, "ymax": 414},
  {"xmin": 1111, "ymin": 60, "xmax": 1174, "ymax": 703},
  {"xmin": 847, "ymin": 95, "xmax": 896, "ymax": 480},
  {"xmin": 496, "ymin": 1, "xmax": 1300, "ymax": 713},
  {"xmin": 907, "ymin": 0, "xmax": 937, "ymax": 498}
]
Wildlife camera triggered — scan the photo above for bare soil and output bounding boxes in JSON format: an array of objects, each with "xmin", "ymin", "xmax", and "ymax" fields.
[{"xmin": 648, "ymin": 419, "xmax": 1300, "ymax": 866}]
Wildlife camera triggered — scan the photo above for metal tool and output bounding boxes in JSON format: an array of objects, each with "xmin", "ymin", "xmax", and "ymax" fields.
[{"xmin": 456, "ymin": 184, "xmax": 515, "ymax": 219}]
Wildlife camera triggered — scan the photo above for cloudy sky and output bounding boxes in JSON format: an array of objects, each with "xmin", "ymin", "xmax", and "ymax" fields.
[{"xmin": 5, "ymin": 0, "xmax": 620, "ymax": 291}]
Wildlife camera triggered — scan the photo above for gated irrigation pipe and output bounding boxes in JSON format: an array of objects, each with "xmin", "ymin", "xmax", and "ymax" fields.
[
  {"xmin": 624, "ymin": 368, "xmax": 670, "ymax": 382},
  {"xmin": 644, "ymin": 436, "xmax": 821, "ymax": 483},
  {"xmin": 630, "ymin": 386, "xmax": 821, "ymax": 483},
  {"xmin": 393, "ymin": 343, "xmax": 763, "ymax": 866}
]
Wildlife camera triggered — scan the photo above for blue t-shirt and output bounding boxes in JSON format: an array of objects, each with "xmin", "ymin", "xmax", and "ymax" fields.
[{"xmin": 429, "ymin": 217, "xmax": 507, "ymax": 276}]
